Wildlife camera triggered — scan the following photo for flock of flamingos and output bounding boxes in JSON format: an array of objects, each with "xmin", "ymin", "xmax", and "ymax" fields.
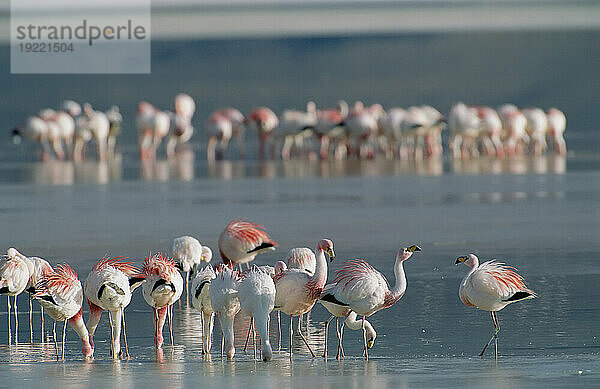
[
  {"xmin": 1, "ymin": 219, "xmax": 536, "ymax": 363},
  {"xmin": 12, "ymin": 93, "xmax": 567, "ymax": 162}
]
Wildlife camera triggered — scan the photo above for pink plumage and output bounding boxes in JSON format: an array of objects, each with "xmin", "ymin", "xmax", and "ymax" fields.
[
  {"xmin": 92, "ymin": 255, "xmax": 143, "ymax": 278},
  {"xmin": 142, "ymin": 253, "xmax": 178, "ymax": 281}
]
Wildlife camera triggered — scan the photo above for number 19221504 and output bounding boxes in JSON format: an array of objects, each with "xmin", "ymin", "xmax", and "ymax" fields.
[{"xmin": 18, "ymin": 43, "xmax": 74, "ymax": 53}]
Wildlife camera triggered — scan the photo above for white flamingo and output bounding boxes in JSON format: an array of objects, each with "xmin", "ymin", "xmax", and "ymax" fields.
[
  {"xmin": 84, "ymin": 256, "xmax": 146, "ymax": 359},
  {"xmin": 456, "ymin": 254, "xmax": 536, "ymax": 360},
  {"xmin": 238, "ymin": 266, "xmax": 276, "ymax": 361},
  {"xmin": 12, "ymin": 116, "xmax": 52, "ymax": 161},
  {"xmin": 497, "ymin": 104, "xmax": 528, "ymax": 156},
  {"xmin": 276, "ymin": 102, "xmax": 317, "ymax": 160},
  {"xmin": 23, "ymin": 252, "xmax": 53, "ymax": 343},
  {"xmin": 319, "ymin": 283, "xmax": 376, "ymax": 359},
  {"xmin": 327, "ymin": 245, "xmax": 421, "ymax": 359},
  {"xmin": 546, "ymin": 108, "xmax": 567, "ymax": 155},
  {"xmin": 136, "ymin": 102, "xmax": 170, "ymax": 160},
  {"xmin": 273, "ymin": 239, "xmax": 335, "ymax": 359},
  {"xmin": 218, "ymin": 219, "xmax": 277, "ymax": 271},
  {"xmin": 207, "ymin": 110, "xmax": 234, "ymax": 161},
  {"xmin": 522, "ymin": 107, "xmax": 549, "ymax": 155},
  {"xmin": 34, "ymin": 263, "xmax": 94, "ymax": 361},
  {"xmin": 191, "ymin": 264, "xmax": 216, "ymax": 355},
  {"xmin": 105, "ymin": 105, "xmax": 123, "ymax": 158},
  {"xmin": 74, "ymin": 104, "xmax": 110, "ymax": 161},
  {"xmin": 1, "ymin": 248, "xmax": 32, "ymax": 344},
  {"xmin": 286, "ymin": 247, "xmax": 316, "ymax": 275},
  {"xmin": 170, "ymin": 236, "xmax": 212, "ymax": 305},
  {"xmin": 246, "ymin": 107, "xmax": 279, "ymax": 159},
  {"xmin": 141, "ymin": 253, "xmax": 184, "ymax": 349},
  {"xmin": 209, "ymin": 265, "xmax": 241, "ymax": 360},
  {"xmin": 448, "ymin": 103, "xmax": 481, "ymax": 159}
]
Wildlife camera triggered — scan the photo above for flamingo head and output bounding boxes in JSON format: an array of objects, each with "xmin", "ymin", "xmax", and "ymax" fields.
[
  {"xmin": 317, "ymin": 239, "xmax": 335, "ymax": 262},
  {"xmin": 82, "ymin": 341, "xmax": 94, "ymax": 359},
  {"xmin": 366, "ymin": 327, "xmax": 377, "ymax": 349},
  {"xmin": 455, "ymin": 253, "xmax": 479, "ymax": 268},
  {"xmin": 201, "ymin": 246, "xmax": 213, "ymax": 263},
  {"xmin": 274, "ymin": 261, "xmax": 287, "ymax": 274},
  {"xmin": 398, "ymin": 245, "xmax": 421, "ymax": 262}
]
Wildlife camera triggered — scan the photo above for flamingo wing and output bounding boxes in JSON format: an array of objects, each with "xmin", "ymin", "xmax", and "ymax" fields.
[
  {"xmin": 332, "ymin": 259, "xmax": 389, "ymax": 315},
  {"xmin": 468, "ymin": 260, "xmax": 536, "ymax": 301}
]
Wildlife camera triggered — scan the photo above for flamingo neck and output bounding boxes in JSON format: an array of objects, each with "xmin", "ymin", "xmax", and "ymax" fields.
[
  {"xmin": 309, "ymin": 246, "xmax": 328, "ymax": 291},
  {"xmin": 389, "ymin": 258, "xmax": 407, "ymax": 302}
]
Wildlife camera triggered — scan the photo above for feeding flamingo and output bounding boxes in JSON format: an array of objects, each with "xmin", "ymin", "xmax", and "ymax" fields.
[
  {"xmin": 105, "ymin": 105, "xmax": 123, "ymax": 158},
  {"xmin": 314, "ymin": 100, "xmax": 348, "ymax": 159},
  {"xmin": 319, "ymin": 283, "xmax": 376, "ymax": 359},
  {"xmin": 136, "ymin": 102, "xmax": 171, "ymax": 160},
  {"xmin": 455, "ymin": 254, "xmax": 536, "ymax": 360},
  {"xmin": 209, "ymin": 265, "xmax": 241, "ymax": 360},
  {"xmin": 34, "ymin": 263, "xmax": 94, "ymax": 361},
  {"xmin": 324, "ymin": 245, "xmax": 421, "ymax": 359},
  {"xmin": 497, "ymin": 104, "xmax": 528, "ymax": 156},
  {"xmin": 273, "ymin": 239, "xmax": 335, "ymax": 359},
  {"xmin": 522, "ymin": 107, "xmax": 549, "ymax": 155},
  {"xmin": 246, "ymin": 107, "xmax": 279, "ymax": 159},
  {"xmin": 546, "ymin": 108, "xmax": 567, "ymax": 155},
  {"xmin": 238, "ymin": 266, "xmax": 276, "ymax": 361},
  {"xmin": 84, "ymin": 256, "xmax": 146, "ymax": 359},
  {"xmin": 218, "ymin": 219, "xmax": 277, "ymax": 270},
  {"xmin": 170, "ymin": 236, "xmax": 212, "ymax": 305},
  {"xmin": 73, "ymin": 104, "xmax": 110, "ymax": 161},
  {"xmin": 286, "ymin": 247, "xmax": 316, "ymax": 275},
  {"xmin": 141, "ymin": 253, "xmax": 183, "ymax": 349},
  {"xmin": 23, "ymin": 252, "xmax": 53, "ymax": 343},
  {"xmin": 276, "ymin": 102, "xmax": 317, "ymax": 160},
  {"xmin": 1, "ymin": 248, "xmax": 32, "ymax": 344},
  {"xmin": 191, "ymin": 264, "xmax": 216, "ymax": 355}
]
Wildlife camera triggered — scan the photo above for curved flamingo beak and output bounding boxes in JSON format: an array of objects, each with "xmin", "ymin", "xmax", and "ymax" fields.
[
  {"xmin": 326, "ymin": 247, "xmax": 335, "ymax": 261},
  {"xmin": 367, "ymin": 338, "xmax": 375, "ymax": 349},
  {"xmin": 407, "ymin": 245, "xmax": 421, "ymax": 253},
  {"xmin": 455, "ymin": 256, "xmax": 468, "ymax": 265}
]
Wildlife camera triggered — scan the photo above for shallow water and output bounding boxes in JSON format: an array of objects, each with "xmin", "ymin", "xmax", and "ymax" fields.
[{"xmin": 0, "ymin": 153, "xmax": 598, "ymax": 387}]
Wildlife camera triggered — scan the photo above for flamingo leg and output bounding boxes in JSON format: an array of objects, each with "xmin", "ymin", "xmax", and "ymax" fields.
[
  {"xmin": 185, "ymin": 274, "xmax": 189, "ymax": 307},
  {"xmin": 252, "ymin": 318, "xmax": 257, "ymax": 360},
  {"xmin": 168, "ymin": 304, "xmax": 174, "ymax": 346},
  {"xmin": 362, "ymin": 316, "xmax": 368, "ymax": 361},
  {"xmin": 323, "ymin": 315, "xmax": 334, "ymax": 358},
  {"xmin": 289, "ymin": 315, "xmax": 293, "ymax": 360},
  {"xmin": 62, "ymin": 320, "xmax": 67, "ymax": 361},
  {"xmin": 41, "ymin": 306, "xmax": 44, "ymax": 344},
  {"xmin": 29, "ymin": 293, "xmax": 33, "ymax": 344},
  {"xmin": 297, "ymin": 316, "xmax": 316, "ymax": 358},
  {"xmin": 121, "ymin": 308, "xmax": 130, "ymax": 360},
  {"xmin": 201, "ymin": 312, "xmax": 206, "ymax": 355},
  {"xmin": 13, "ymin": 295, "xmax": 18, "ymax": 344},
  {"xmin": 53, "ymin": 321, "xmax": 58, "ymax": 361},
  {"xmin": 479, "ymin": 311, "xmax": 501, "ymax": 358},
  {"xmin": 339, "ymin": 321, "xmax": 345, "ymax": 359},
  {"xmin": 277, "ymin": 311, "xmax": 282, "ymax": 352},
  {"xmin": 108, "ymin": 311, "xmax": 115, "ymax": 358},
  {"xmin": 7, "ymin": 296, "xmax": 11, "ymax": 345},
  {"xmin": 243, "ymin": 318, "xmax": 252, "ymax": 354}
]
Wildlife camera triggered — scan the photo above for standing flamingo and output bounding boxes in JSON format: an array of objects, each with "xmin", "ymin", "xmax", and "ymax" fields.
[
  {"xmin": 326, "ymin": 245, "xmax": 421, "ymax": 359},
  {"xmin": 191, "ymin": 264, "xmax": 216, "ymax": 355},
  {"xmin": 209, "ymin": 265, "xmax": 241, "ymax": 360},
  {"xmin": 246, "ymin": 107, "xmax": 279, "ymax": 159},
  {"xmin": 84, "ymin": 256, "xmax": 146, "ymax": 359},
  {"xmin": 1, "ymin": 248, "xmax": 32, "ymax": 344},
  {"xmin": 23, "ymin": 253, "xmax": 53, "ymax": 343},
  {"xmin": 170, "ymin": 236, "xmax": 212, "ymax": 305},
  {"xmin": 273, "ymin": 239, "xmax": 335, "ymax": 359},
  {"xmin": 218, "ymin": 219, "xmax": 277, "ymax": 270},
  {"xmin": 238, "ymin": 266, "xmax": 276, "ymax": 361},
  {"xmin": 105, "ymin": 105, "xmax": 123, "ymax": 158},
  {"xmin": 207, "ymin": 111, "xmax": 234, "ymax": 160},
  {"xmin": 34, "ymin": 263, "xmax": 94, "ymax": 361},
  {"xmin": 319, "ymin": 283, "xmax": 376, "ymax": 359},
  {"xmin": 286, "ymin": 247, "xmax": 316, "ymax": 275},
  {"xmin": 546, "ymin": 108, "xmax": 567, "ymax": 155},
  {"xmin": 455, "ymin": 254, "xmax": 536, "ymax": 360},
  {"xmin": 141, "ymin": 253, "xmax": 184, "ymax": 349}
]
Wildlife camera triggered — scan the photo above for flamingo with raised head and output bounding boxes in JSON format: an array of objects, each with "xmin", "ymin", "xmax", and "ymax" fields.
[
  {"xmin": 218, "ymin": 219, "xmax": 277, "ymax": 271},
  {"xmin": 209, "ymin": 265, "xmax": 240, "ymax": 360},
  {"xmin": 191, "ymin": 264, "xmax": 216, "ymax": 355},
  {"xmin": 34, "ymin": 263, "xmax": 94, "ymax": 361},
  {"xmin": 1, "ymin": 248, "xmax": 32, "ymax": 344},
  {"xmin": 324, "ymin": 245, "xmax": 421, "ymax": 359},
  {"xmin": 319, "ymin": 283, "xmax": 376, "ymax": 359},
  {"xmin": 170, "ymin": 236, "xmax": 212, "ymax": 305},
  {"xmin": 84, "ymin": 256, "xmax": 146, "ymax": 359},
  {"xmin": 455, "ymin": 254, "xmax": 536, "ymax": 360},
  {"xmin": 238, "ymin": 266, "xmax": 276, "ymax": 361},
  {"xmin": 141, "ymin": 253, "xmax": 184, "ymax": 349},
  {"xmin": 273, "ymin": 239, "xmax": 335, "ymax": 359}
]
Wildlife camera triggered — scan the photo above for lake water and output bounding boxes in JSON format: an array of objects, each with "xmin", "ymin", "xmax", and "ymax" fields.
[{"xmin": 0, "ymin": 152, "xmax": 598, "ymax": 388}]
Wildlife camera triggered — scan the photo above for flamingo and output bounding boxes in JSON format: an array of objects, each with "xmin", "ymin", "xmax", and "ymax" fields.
[
  {"xmin": 207, "ymin": 110, "xmax": 233, "ymax": 160},
  {"xmin": 546, "ymin": 108, "xmax": 567, "ymax": 155},
  {"xmin": 276, "ymin": 102, "xmax": 317, "ymax": 160},
  {"xmin": 209, "ymin": 265, "xmax": 240, "ymax": 360},
  {"xmin": 12, "ymin": 116, "xmax": 52, "ymax": 161},
  {"xmin": 23, "ymin": 253, "xmax": 53, "ymax": 343},
  {"xmin": 166, "ymin": 113, "xmax": 194, "ymax": 158},
  {"xmin": 238, "ymin": 266, "xmax": 276, "ymax": 361},
  {"xmin": 105, "ymin": 105, "xmax": 123, "ymax": 158},
  {"xmin": 1, "ymin": 248, "xmax": 33, "ymax": 344},
  {"xmin": 326, "ymin": 245, "xmax": 421, "ymax": 359},
  {"xmin": 475, "ymin": 106, "xmax": 504, "ymax": 158},
  {"xmin": 382, "ymin": 107, "xmax": 407, "ymax": 158},
  {"xmin": 286, "ymin": 247, "xmax": 316, "ymax": 275},
  {"xmin": 448, "ymin": 103, "xmax": 481, "ymax": 159},
  {"xmin": 170, "ymin": 236, "xmax": 212, "ymax": 305},
  {"xmin": 74, "ymin": 104, "xmax": 110, "ymax": 161},
  {"xmin": 141, "ymin": 253, "xmax": 184, "ymax": 349},
  {"xmin": 497, "ymin": 104, "xmax": 528, "ymax": 156},
  {"xmin": 218, "ymin": 219, "xmax": 277, "ymax": 270},
  {"xmin": 319, "ymin": 283, "xmax": 376, "ymax": 359},
  {"xmin": 246, "ymin": 107, "xmax": 279, "ymax": 159},
  {"xmin": 273, "ymin": 239, "xmax": 335, "ymax": 359},
  {"xmin": 191, "ymin": 264, "xmax": 216, "ymax": 355},
  {"xmin": 84, "ymin": 256, "xmax": 146, "ymax": 359},
  {"xmin": 34, "ymin": 263, "xmax": 94, "ymax": 361},
  {"xmin": 136, "ymin": 102, "xmax": 170, "ymax": 160},
  {"xmin": 455, "ymin": 254, "xmax": 537, "ymax": 360},
  {"xmin": 522, "ymin": 107, "xmax": 549, "ymax": 155},
  {"xmin": 314, "ymin": 100, "xmax": 348, "ymax": 159},
  {"xmin": 343, "ymin": 102, "xmax": 379, "ymax": 159}
]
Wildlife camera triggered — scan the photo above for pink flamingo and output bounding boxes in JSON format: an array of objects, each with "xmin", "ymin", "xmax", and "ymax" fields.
[
  {"xmin": 456, "ymin": 254, "xmax": 536, "ymax": 360},
  {"xmin": 34, "ymin": 263, "xmax": 94, "ymax": 361},
  {"xmin": 218, "ymin": 219, "xmax": 277, "ymax": 271},
  {"xmin": 324, "ymin": 245, "xmax": 421, "ymax": 360},
  {"xmin": 314, "ymin": 100, "xmax": 348, "ymax": 159},
  {"xmin": 246, "ymin": 107, "xmax": 279, "ymax": 159},
  {"xmin": 273, "ymin": 239, "xmax": 335, "ymax": 359},
  {"xmin": 546, "ymin": 108, "xmax": 567, "ymax": 155}
]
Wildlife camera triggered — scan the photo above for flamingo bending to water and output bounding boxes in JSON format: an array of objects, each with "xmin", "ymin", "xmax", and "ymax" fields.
[
  {"xmin": 1, "ymin": 248, "xmax": 32, "ymax": 344},
  {"xmin": 324, "ymin": 245, "xmax": 421, "ymax": 359},
  {"xmin": 273, "ymin": 239, "xmax": 335, "ymax": 359},
  {"xmin": 191, "ymin": 264, "xmax": 216, "ymax": 355},
  {"xmin": 209, "ymin": 265, "xmax": 241, "ymax": 360},
  {"xmin": 170, "ymin": 236, "xmax": 212, "ymax": 305},
  {"xmin": 455, "ymin": 254, "xmax": 536, "ymax": 360},
  {"xmin": 34, "ymin": 263, "xmax": 94, "ymax": 360},
  {"xmin": 246, "ymin": 107, "xmax": 279, "ymax": 159},
  {"xmin": 84, "ymin": 256, "xmax": 146, "ymax": 359},
  {"xmin": 141, "ymin": 253, "xmax": 183, "ymax": 349},
  {"xmin": 218, "ymin": 219, "xmax": 277, "ymax": 270}
]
